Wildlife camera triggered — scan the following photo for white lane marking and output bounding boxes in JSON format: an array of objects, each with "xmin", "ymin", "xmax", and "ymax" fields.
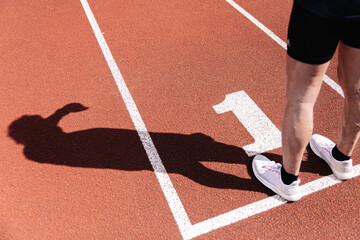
[
  {"xmin": 80, "ymin": 0, "xmax": 192, "ymax": 238},
  {"xmin": 224, "ymin": 0, "xmax": 344, "ymax": 98},
  {"xmin": 185, "ymin": 164, "xmax": 360, "ymax": 239},
  {"xmin": 324, "ymin": 75, "xmax": 344, "ymax": 97},
  {"xmin": 213, "ymin": 91, "xmax": 281, "ymax": 156},
  {"xmin": 80, "ymin": 0, "xmax": 357, "ymax": 239},
  {"xmin": 225, "ymin": 0, "xmax": 286, "ymax": 49}
]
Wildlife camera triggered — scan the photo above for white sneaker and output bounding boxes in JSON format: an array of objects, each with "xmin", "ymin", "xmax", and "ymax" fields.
[
  {"xmin": 309, "ymin": 134, "xmax": 353, "ymax": 180},
  {"xmin": 252, "ymin": 155, "xmax": 302, "ymax": 202}
]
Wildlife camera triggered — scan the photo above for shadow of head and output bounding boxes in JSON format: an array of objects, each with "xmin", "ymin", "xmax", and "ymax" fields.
[
  {"xmin": 8, "ymin": 115, "xmax": 63, "ymax": 145},
  {"xmin": 8, "ymin": 103, "xmax": 88, "ymax": 146}
]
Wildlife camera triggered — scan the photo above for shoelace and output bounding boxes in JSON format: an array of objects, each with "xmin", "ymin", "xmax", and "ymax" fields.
[
  {"xmin": 267, "ymin": 161, "xmax": 281, "ymax": 170},
  {"xmin": 317, "ymin": 142, "xmax": 334, "ymax": 156},
  {"xmin": 319, "ymin": 142, "xmax": 333, "ymax": 149}
]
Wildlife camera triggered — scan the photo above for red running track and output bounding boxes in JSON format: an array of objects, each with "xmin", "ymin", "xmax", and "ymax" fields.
[{"xmin": 1, "ymin": 0, "xmax": 359, "ymax": 239}]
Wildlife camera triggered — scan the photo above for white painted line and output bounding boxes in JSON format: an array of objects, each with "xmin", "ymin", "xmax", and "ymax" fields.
[
  {"xmin": 213, "ymin": 91, "xmax": 282, "ymax": 156},
  {"xmin": 80, "ymin": 0, "xmax": 357, "ymax": 239},
  {"xmin": 186, "ymin": 164, "xmax": 360, "ymax": 239},
  {"xmin": 225, "ymin": 0, "xmax": 286, "ymax": 49},
  {"xmin": 79, "ymin": 1, "xmax": 192, "ymax": 239},
  {"xmin": 323, "ymin": 75, "xmax": 344, "ymax": 97},
  {"xmin": 224, "ymin": 0, "xmax": 344, "ymax": 98}
]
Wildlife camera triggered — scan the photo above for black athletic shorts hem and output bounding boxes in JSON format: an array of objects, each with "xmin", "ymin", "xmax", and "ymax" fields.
[{"xmin": 287, "ymin": 3, "xmax": 360, "ymax": 65}]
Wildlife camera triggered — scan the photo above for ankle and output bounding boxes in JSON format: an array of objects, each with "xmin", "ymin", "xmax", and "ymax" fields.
[
  {"xmin": 332, "ymin": 145, "xmax": 351, "ymax": 161},
  {"xmin": 281, "ymin": 166, "xmax": 299, "ymax": 185}
]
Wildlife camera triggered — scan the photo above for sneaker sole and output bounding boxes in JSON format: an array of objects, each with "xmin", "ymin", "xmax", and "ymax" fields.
[
  {"xmin": 252, "ymin": 160, "xmax": 302, "ymax": 202},
  {"xmin": 309, "ymin": 140, "xmax": 353, "ymax": 180}
]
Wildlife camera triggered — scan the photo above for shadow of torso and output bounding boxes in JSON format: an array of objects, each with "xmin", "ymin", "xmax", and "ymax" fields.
[{"xmin": 8, "ymin": 109, "xmax": 273, "ymax": 193}]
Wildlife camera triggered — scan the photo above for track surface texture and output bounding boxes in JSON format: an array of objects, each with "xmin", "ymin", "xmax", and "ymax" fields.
[{"xmin": 1, "ymin": 0, "xmax": 359, "ymax": 239}]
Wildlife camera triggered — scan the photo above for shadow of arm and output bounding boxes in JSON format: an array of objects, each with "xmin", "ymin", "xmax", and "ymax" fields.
[{"xmin": 46, "ymin": 103, "xmax": 88, "ymax": 125}]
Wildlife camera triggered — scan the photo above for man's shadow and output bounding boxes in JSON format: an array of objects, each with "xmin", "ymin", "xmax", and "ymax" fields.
[{"xmin": 8, "ymin": 103, "xmax": 330, "ymax": 194}]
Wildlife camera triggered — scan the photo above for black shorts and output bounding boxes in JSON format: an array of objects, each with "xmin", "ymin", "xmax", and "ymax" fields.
[{"xmin": 287, "ymin": 3, "xmax": 360, "ymax": 64}]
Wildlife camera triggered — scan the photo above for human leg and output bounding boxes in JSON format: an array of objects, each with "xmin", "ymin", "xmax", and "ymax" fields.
[
  {"xmin": 309, "ymin": 17, "xmax": 360, "ymax": 180},
  {"xmin": 281, "ymin": 56, "xmax": 330, "ymax": 176},
  {"xmin": 307, "ymin": 44, "xmax": 360, "ymax": 181},
  {"xmin": 336, "ymin": 43, "xmax": 360, "ymax": 156},
  {"xmin": 308, "ymin": 48, "xmax": 359, "ymax": 180},
  {"xmin": 306, "ymin": 44, "xmax": 360, "ymax": 181},
  {"xmin": 252, "ymin": 3, "xmax": 337, "ymax": 201},
  {"xmin": 252, "ymin": 57, "xmax": 328, "ymax": 201},
  {"xmin": 275, "ymin": 3, "xmax": 336, "ymax": 176}
]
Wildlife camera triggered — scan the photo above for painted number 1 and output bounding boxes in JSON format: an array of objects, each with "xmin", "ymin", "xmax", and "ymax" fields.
[{"xmin": 213, "ymin": 91, "xmax": 281, "ymax": 156}]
